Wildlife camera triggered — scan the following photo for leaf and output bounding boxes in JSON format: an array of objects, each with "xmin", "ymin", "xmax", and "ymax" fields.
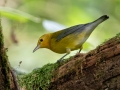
[{"xmin": 0, "ymin": 7, "xmax": 40, "ymax": 23}]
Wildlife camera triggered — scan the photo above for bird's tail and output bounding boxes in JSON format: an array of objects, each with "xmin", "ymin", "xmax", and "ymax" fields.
[
  {"xmin": 91, "ymin": 15, "xmax": 109, "ymax": 26},
  {"xmin": 84, "ymin": 15, "xmax": 109, "ymax": 37}
]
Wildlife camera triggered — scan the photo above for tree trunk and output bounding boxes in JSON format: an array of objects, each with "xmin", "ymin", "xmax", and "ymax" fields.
[
  {"xmin": 0, "ymin": 17, "xmax": 19, "ymax": 90},
  {"xmin": 49, "ymin": 35, "xmax": 120, "ymax": 90}
]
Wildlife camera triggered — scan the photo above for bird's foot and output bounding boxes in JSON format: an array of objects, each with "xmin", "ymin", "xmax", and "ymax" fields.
[
  {"xmin": 56, "ymin": 58, "xmax": 64, "ymax": 63},
  {"xmin": 56, "ymin": 53, "xmax": 69, "ymax": 63}
]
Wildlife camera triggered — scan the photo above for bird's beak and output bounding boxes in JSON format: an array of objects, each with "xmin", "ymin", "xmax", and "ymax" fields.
[{"xmin": 33, "ymin": 45, "xmax": 40, "ymax": 53}]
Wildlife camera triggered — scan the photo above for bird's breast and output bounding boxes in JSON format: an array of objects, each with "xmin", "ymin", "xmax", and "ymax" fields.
[{"xmin": 49, "ymin": 32, "xmax": 87, "ymax": 54}]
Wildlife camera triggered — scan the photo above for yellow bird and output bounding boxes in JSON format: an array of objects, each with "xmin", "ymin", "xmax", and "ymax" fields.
[{"xmin": 33, "ymin": 15, "xmax": 109, "ymax": 61}]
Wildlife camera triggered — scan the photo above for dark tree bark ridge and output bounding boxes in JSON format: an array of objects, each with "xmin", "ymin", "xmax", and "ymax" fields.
[{"xmin": 0, "ymin": 16, "xmax": 18, "ymax": 90}]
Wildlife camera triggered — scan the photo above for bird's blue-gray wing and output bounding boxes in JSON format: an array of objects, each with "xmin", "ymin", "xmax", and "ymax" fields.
[{"xmin": 56, "ymin": 23, "xmax": 89, "ymax": 41}]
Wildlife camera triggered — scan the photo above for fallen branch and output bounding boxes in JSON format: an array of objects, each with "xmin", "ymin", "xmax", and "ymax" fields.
[{"xmin": 19, "ymin": 34, "xmax": 120, "ymax": 90}]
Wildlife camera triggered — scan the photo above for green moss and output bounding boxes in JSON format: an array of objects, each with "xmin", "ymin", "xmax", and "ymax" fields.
[
  {"xmin": 18, "ymin": 57, "xmax": 71, "ymax": 90},
  {"xmin": 18, "ymin": 63, "xmax": 59, "ymax": 90},
  {"xmin": 116, "ymin": 33, "xmax": 120, "ymax": 41},
  {"xmin": 18, "ymin": 55, "xmax": 72, "ymax": 90},
  {"xmin": 2, "ymin": 54, "xmax": 10, "ymax": 88},
  {"xmin": 0, "ymin": 14, "xmax": 3, "ymax": 49},
  {"xmin": 116, "ymin": 33, "xmax": 120, "ymax": 37}
]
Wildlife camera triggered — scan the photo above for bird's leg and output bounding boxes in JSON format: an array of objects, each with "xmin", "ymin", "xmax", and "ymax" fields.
[
  {"xmin": 57, "ymin": 48, "xmax": 71, "ymax": 63},
  {"xmin": 79, "ymin": 46, "xmax": 83, "ymax": 53},
  {"xmin": 78, "ymin": 46, "xmax": 83, "ymax": 74},
  {"xmin": 57, "ymin": 53, "xmax": 69, "ymax": 63}
]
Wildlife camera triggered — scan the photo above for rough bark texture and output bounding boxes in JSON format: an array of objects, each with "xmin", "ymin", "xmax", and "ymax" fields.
[
  {"xmin": 0, "ymin": 17, "xmax": 18, "ymax": 90},
  {"xmin": 49, "ymin": 35, "xmax": 120, "ymax": 90}
]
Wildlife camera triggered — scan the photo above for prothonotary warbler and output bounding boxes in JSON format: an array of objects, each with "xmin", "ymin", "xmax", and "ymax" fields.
[{"xmin": 33, "ymin": 15, "xmax": 109, "ymax": 61}]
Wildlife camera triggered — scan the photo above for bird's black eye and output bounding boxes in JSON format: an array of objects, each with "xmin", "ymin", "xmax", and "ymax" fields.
[{"xmin": 40, "ymin": 39, "xmax": 43, "ymax": 42}]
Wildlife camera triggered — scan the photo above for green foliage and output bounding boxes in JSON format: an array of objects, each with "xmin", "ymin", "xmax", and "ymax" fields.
[
  {"xmin": 0, "ymin": 7, "xmax": 40, "ymax": 23},
  {"xmin": 83, "ymin": 42, "xmax": 94, "ymax": 51},
  {"xmin": 18, "ymin": 63, "xmax": 59, "ymax": 90}
]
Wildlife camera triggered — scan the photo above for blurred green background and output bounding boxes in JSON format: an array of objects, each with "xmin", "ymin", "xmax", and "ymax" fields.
[{"xmin": 0, "ymin": 0, "xmax": 120, "ymax": 72}]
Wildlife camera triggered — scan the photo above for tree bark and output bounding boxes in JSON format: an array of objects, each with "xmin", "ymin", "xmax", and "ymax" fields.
[
  {"xmin": 0, "ymin": 17, "xmax": 19, "ymax": 90},
  {"xmin": 49, "ymin": 35, "xmax": 120, "ymax": 90}
]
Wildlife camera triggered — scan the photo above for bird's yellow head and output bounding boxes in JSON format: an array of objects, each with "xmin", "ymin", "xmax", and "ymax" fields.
[{"xmin": 33, "ymin": 33, "xmax": 52, "ymax": 52}]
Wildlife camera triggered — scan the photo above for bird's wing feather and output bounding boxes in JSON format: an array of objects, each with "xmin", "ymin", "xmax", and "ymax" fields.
[{"xmin": 56, "ymin": 23, "xmax": 89, "ymax": 41}]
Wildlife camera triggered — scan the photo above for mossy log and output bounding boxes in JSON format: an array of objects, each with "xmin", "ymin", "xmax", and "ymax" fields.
[
  {"xmin": 19, "ymin": 34, "xmax": 120, "ymax": 90},
  {"xmin": 0, "ymin": 17, "xmax": 19, "ymax": 90},
  {"xmin": 49, "ymin": 35, "xmax": 120, "ymax": 90}
]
